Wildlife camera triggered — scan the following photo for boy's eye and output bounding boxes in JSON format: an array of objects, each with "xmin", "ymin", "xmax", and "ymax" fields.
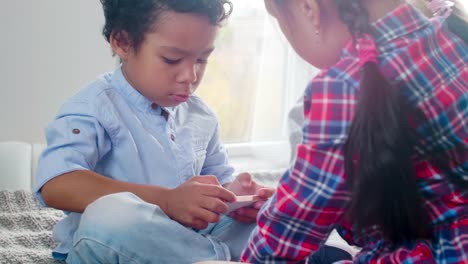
[
  {"xmin": 197, "ymin": 58, "xmax": 208, "ymax": 65},
  {"xmin": 162, "ymin": 57, "xmax": 182, "ymax": 65}
]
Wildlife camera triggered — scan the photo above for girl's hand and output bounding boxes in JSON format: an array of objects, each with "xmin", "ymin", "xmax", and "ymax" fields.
[
  {"xmin": 225, "ymin": 173, "xmax": 276, "ymax": 224},
  {"xmin": 161, "ymin": 175, "xmax": 236, "ymax": 230}
]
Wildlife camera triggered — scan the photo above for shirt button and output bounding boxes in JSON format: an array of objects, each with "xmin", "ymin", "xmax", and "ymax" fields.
[
  {"xmin": 72, "ymin": 129, "xmax": 80, "ymax": 134},
  {"xmin": 170, "ymin": 134, "xmax": 175, "ymax": 141},
  {"xmin": 151, "ymin": 103, "xmax": 158, "ymax": 110}
]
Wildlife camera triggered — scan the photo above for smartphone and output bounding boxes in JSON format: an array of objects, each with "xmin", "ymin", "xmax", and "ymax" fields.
[{"xmin": 226, "ymin": 195, "xmax": 265, "ymax": 214}]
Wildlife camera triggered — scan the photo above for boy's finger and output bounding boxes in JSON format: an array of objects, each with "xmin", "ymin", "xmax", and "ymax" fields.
[
  {"xmin": 253, "ymin": 200, "xmax": 267, "ymax": 209},
  {"xmin": 193, "ymin": 208, "xmax": 221, "ymax": 224},
  {"xmin": 205, "ymin": 186, "xmax": 236, "ymax": 202},
  {"xmin": 256, "ymin": 187, "xmax": 276, "ymax": 198},
  {"xmin": 191, "ymin": 218, "xmax": 209, "ymax": 230},
  {"xmin": 200, "ymin": 197, "xmax": 229, "ymax": 214},
  {"xmin": 237, "ymin": 172, "xmax": 253, "ymax": 187}
]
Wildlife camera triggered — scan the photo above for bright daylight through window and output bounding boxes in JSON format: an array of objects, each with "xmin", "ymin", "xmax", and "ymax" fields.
[
  {"xmin": 198, "ymin": 0, "xmax": 317, "ymax": 148},
  {"xmin": 197, "ymin": 0, "xmax": 318, "ymax": 172}
]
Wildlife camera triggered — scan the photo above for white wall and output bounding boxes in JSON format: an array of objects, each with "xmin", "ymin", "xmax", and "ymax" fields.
[{"xmin": 0, "ymin": 1, "xmax": 116, "ymax": 143}]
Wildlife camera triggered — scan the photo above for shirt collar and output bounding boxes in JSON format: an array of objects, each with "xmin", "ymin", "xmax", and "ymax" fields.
[
  {"xmin": 372, "ymin": 4, "xmax": 431, "ymax": 45},
  {"xmin": 111, "ymin": 66, "xmax": 176, "ymax": 116},
  {"xmin": 341, "ymin": 4, "xmax": 431, "ymax": 56}
]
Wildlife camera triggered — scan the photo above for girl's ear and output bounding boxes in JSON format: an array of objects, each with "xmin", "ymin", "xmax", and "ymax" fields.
[
  {"xmin": 300, "ymin": 0, "xmax": 321, "ymax": 30},
  {"xmin": 110, "ymin": 31, "xmax": 132, "ymax": 61}
]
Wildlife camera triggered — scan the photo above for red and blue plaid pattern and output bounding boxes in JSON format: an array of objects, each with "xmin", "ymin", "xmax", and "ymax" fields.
[{"xmin": 242, "ymin": 4, "xmax": 467, "ymax": 263}]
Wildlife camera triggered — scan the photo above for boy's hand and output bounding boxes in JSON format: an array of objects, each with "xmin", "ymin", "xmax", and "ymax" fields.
[
  {"xmin": 224, "ymin": 173, "xmax": 276, "ymax": 224},
  {"xmin": 161, "ymin": 175, "xmax": 235, "ymax": 230}
]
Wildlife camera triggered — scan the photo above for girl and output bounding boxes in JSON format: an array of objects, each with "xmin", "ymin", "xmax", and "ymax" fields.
[
  {"xmin": 242, "ymin": 0, "xmax": 467, "ymax": 263},
  {"xmin": 34, "ymin": 0, "xmax": 275, "ymax": 263}
]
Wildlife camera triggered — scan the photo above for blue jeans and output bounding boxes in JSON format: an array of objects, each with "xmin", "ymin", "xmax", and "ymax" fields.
[
  {"xmin": 307, "ymin": 245, "xmax": 353, "ymax": 264},
  {"xmin": 65, "ymin": 192, "xmax": 256, "ymax": 264}
]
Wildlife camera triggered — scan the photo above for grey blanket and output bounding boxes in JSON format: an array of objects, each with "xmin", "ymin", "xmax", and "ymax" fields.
[{"xmin": 0, "ymin": 190, "xmax": 63, "ymax": 264}]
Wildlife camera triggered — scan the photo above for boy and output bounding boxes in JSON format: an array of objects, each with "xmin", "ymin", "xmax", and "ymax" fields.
[{"xmin": 35, "ymin": 1, "xmax": 273, "ymax": 263}]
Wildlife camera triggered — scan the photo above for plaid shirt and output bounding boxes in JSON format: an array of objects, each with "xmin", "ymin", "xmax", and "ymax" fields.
[{"xmin": 242, "ymin": 4, "xmax": 468, "ymax": 264}]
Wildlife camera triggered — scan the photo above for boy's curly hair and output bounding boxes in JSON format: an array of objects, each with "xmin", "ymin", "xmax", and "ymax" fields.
[{"xmin": 100, "ymin": 0, "xmax": 233, "ymax": 50}]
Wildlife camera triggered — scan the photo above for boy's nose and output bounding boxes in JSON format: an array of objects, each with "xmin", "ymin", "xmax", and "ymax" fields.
[{"xmin": 177, "ymin": 64, "xmax": 198, "ymax": 84}]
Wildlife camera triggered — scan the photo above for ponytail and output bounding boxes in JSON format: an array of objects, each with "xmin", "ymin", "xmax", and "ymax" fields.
[{"xmin": 334, "ymin": 0, "xmax": 432, "ymax": 244}]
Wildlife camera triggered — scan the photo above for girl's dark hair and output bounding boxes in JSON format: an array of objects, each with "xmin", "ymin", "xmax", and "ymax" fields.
[
  {"xmin": 335, "ymin": 0, "xmax": 433, "ymax": 244},
  {"xmin": 447, "ymin": 0, "xmax": 468, "ymax": 44},
  {"xmin": 100, "ymin": 0, "xmax": 233, "ymax": 51}
]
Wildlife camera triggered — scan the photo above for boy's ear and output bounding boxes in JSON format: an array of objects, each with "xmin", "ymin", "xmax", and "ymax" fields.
[
  {"xmin": 110, "ymin": 31, "xmax": 133, "ymax": 60},
  {"xmin": 299, "ymin": 0, "xmax": 321, "ymax": 30}
]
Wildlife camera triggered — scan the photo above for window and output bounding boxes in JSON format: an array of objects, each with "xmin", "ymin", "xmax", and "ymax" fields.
[{"xmin": 197, "ymin": 1, "xmax": 318, "ymax": 171}]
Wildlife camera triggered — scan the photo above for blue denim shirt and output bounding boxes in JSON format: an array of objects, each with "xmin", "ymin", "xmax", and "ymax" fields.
[{"xmin": 34, "ymin": 66, "xmax": 234, "ymax": 255}]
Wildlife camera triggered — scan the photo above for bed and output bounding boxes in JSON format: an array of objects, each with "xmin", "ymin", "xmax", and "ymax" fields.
[{"xmin": 0, "ymin": 190, "xmax": 63, "ymax": 264}]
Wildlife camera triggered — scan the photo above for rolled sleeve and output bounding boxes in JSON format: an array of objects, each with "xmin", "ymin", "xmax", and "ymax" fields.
[{"xmin": 34, "ymin": 101, "xmax": 112, "ymax": 206}]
